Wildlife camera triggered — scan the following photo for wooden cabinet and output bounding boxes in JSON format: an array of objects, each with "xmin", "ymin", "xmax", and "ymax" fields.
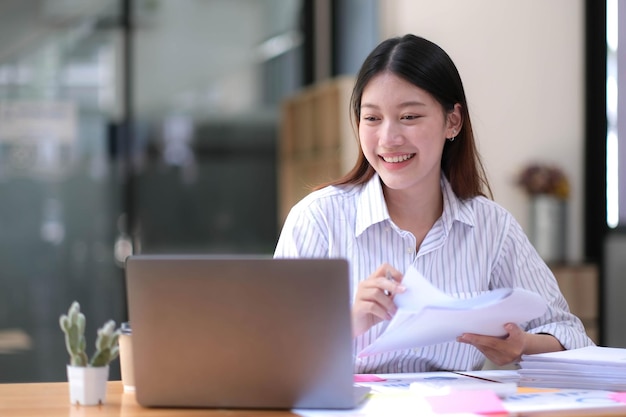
[
  {"xmin": 550, "ymin": 264, "xmax": 599, "ymax": 343},
  {"xmin": 278, "ymin": 76, "xmax": 356, "ymax": 225}
]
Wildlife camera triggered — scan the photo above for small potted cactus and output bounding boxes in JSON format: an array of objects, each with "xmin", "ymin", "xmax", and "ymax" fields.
[{"xmin": 59, "ymin": 301, "xmax": 121, "ymax": 406}]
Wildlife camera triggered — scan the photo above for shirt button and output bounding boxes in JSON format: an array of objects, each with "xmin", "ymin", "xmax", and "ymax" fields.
[{"xmin": 406, "ymin": 247, "xmax": 413, "ymax": 254}]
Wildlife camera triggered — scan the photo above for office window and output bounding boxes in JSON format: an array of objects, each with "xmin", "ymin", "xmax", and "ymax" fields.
[{"xmin": 606, "ymin": 0, "xmax": 620, "ymax": 227}]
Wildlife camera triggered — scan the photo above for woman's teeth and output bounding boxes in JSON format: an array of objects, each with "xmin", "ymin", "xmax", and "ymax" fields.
[{"xmin": 382, "ymin": 154, "xmax": 414, "ymax": 163}]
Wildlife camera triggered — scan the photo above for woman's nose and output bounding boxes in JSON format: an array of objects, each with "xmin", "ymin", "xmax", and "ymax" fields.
[{"xmin": 379, "ymin": 120, "xmax": 404, "ymax": 147}]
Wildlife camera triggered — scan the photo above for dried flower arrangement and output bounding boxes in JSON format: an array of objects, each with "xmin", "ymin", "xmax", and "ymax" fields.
[{"xmin": 517, "ymin": 163, "xmax": 569, "ymax": 200}]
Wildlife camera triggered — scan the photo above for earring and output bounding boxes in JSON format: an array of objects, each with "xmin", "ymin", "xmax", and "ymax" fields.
[{"xmin": 448, "ymin": 130, "xmax": 457, "ymax": 142}]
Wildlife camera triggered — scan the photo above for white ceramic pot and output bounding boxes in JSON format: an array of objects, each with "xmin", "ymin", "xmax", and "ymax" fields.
[{"xmin": 67, "ymin": 364, "xmax": 109, "ymax": 406}]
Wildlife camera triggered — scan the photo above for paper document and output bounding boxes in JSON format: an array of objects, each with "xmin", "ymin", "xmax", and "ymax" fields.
[
  {"xmin": 358, "ymin": 267, "xmax": 548, "ymax": 356},
  {"xmin": 519, "ymin": 346, "xmax": 626, "ymax": 391},
  {"xmin": 521, "ymin": 345, "xmax": 626, "ymax": 366}
]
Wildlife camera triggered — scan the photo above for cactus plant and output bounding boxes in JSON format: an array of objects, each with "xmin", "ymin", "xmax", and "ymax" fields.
[{"xmin": 59, "ymin": 301, "xmax": 121, "ymax": 367}]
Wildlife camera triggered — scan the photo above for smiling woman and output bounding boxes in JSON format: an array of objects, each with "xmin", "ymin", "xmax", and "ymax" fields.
[{"xmin": 275, "ymin": 34, "xmax": 594, "ymax": 375}]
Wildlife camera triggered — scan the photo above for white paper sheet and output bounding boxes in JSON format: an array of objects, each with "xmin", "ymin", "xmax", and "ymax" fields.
[
  {"xmin": 518, "ymin": 346, "xmax": 626, "ymax": 391},
  {"xmin": 521, "ymin": 345, "xmax": 626, "ymax": 366},
  {"xmin": 358, "ymin": 267, "xmax": 548, "ymax": 357}
]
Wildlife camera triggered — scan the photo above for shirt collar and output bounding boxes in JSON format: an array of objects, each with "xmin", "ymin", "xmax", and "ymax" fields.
[
  {"xmin": 355, "ymin": 174, "xmax": 389, "ymax": 237},
  {"xmin": 355, "ymin": 173, "xmax": 475, "ymax": 237}
]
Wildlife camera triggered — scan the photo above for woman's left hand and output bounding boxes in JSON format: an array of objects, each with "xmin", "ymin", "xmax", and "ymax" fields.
[
  {"xmin": 456, "ymin": 323, "xmax": 527, "ymax": 366},
  {"xmin": 457, "ymin": 323, "xmax": 565, "ymax": 366}
]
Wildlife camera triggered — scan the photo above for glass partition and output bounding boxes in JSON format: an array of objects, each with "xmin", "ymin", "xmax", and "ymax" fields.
[
  {"xmin": 0, "ymin": 0, "xmax": 126, "ymax": 382},
  {"xmin": 131, "ymin": 0, "xmax": 303, "ymax": 254},
  {"xmin": 0, "ymin": 0, "xmax": 303, "ymax": 382}
]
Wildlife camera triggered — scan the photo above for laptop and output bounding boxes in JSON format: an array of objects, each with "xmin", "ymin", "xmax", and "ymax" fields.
[{"xmin": 125, "ymin": 254, "xmax": 368, "ymax": 409}]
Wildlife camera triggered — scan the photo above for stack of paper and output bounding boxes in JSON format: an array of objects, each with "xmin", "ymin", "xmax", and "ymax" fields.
[{"xmin": 519, "ymin": 346, "xmax": 626, "ymax": 391}]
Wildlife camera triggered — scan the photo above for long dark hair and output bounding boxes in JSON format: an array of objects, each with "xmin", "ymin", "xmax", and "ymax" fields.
[{"xmin": 318, "ymin": 34, "xmax": 492, "ymax": 200}]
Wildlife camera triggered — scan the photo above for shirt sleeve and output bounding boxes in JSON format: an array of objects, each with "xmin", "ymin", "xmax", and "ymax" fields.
[
  {"xmin": 274, "ymin": 199, "xmax": 330, "ymax": 259},
  {"xmin": 491, "ymin": 214, "xmax": 595, "ymax": 350}
]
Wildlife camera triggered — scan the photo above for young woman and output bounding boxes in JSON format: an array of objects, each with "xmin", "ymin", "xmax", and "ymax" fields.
[{"xmin": 274, "ymin": 34, "xmax": 593, "ymax": 373}]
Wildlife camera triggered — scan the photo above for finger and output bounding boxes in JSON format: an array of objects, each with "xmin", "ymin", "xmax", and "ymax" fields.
[
  {"xmin": 356, "ymin": 286, "xmax": 397, "ymax": 317},
  {"xmin": 467, "ymin": 331, "xmax": 524, "ymax": 365},
  {"xmin": 372, "ymin": 288, "xmax": 398, "ymax": 316},
  {"xmin": 378, "ymin": 276, "xmax": 406, "ymax": 296},
  {"xmin": 464, "ymin": 341, "xmax": 519, "ymax": 367},
  {"xmin": 370, "ymin": 264, "xmax": 403, "ymax": 284},
  {"xmin": 458, "ymin": 322, "xmax": 519, "ymax": 346},
  {"xmin": 456, "ymin": 333, "xmax": 511, "ymax": 358},
  {"xmin": 358, "ymin": 300, "xmax": 393, "ymax": 321},
  {"xmin": 504, "ymin": 323, "xmax": 523, "ymax": 338},
  {"xmin": 457, "ymin": 332, "xmax": 502, "ymax": 346},
  {"xmin": 386, "ymin": 267, "xmax": 404, "ymax": 283}
]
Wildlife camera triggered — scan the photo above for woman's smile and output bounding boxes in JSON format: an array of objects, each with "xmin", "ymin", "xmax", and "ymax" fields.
[{"xmin": 380, "ymin": 153, "xmax": 415, "ymax": 163}]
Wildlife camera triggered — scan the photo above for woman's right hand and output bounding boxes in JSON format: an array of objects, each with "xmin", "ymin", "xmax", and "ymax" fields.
[{"xmin": 352, "ymin": 263, "xmax": 405, "ymax": 338}]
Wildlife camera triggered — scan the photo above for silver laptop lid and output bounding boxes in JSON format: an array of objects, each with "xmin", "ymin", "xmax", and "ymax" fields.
[{"xmin": 125, "ymin": 255, "xmax": 357, "ymax": 409}]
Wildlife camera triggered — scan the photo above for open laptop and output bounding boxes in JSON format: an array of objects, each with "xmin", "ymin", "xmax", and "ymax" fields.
[{"xmin": 125, "ymin": 254, "xmax": 368, "ymax": 409}]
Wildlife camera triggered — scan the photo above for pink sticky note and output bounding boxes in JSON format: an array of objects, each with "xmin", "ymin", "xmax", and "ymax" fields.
[
  {"xmin": 426, "ymin": 390, "xmax": 507, "ymax": 415},
  {"xmin": 354, "ymin": 374, "xmax": 386, "ymax": 382},
  {"xmin": 609, "ymin": 392, "xmax": 626, "ymax": 404}
]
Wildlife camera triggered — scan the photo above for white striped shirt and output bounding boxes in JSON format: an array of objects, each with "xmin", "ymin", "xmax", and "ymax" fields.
[{"xmin": 274, "ymin": 173, "xmax": 594, "ymax": 373}]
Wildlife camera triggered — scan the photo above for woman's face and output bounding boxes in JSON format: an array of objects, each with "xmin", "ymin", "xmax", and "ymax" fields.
[{"xmin": 358, "ymin": 72, "xmax": 460, "ymax": 194}]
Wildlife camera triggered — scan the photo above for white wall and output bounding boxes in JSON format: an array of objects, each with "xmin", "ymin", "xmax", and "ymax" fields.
[{"xmin": 380, "ymin": 0, "xmax": 585, "ymax": 262}]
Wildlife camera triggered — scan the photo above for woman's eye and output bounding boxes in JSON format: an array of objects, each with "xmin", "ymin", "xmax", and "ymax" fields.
[
  {"xmin": 362, "ymin": 116, "xmax": 378, "ymax": 122},
  {"xmin": 402, "ymin": 115, "xmax": 420, "ymax": 120}
]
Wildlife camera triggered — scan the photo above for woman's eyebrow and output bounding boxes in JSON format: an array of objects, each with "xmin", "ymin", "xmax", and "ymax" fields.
[
  {"xmin": 360, "ymin": 103, "xmax": 379, "ymax": 110},
  {"xmin": 360, "ymin": 101, "xmax": 427, "ymax": 109},
  {"xmin": 398, "ymin": 100, "xmax": 427, "ymax": 108}
]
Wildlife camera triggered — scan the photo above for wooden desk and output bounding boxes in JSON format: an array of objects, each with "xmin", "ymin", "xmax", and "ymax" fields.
[
  {"xmin": 2, "ymin": 380, "xmax": 626, "ymax": 417},
  {"xmin": 0, "ymin": 381, "xmax": 296, "ymax": 416}
]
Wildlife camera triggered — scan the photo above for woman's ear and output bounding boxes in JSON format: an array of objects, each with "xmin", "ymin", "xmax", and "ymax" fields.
[{"xmin": 446, "ymin": 103, "xmax": 463, "ymax": 137}]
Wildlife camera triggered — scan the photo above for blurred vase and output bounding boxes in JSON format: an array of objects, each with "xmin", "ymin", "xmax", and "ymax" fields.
[{"xmin": 529, "ymin": 195, "xmax": 566, "ymax": 263}]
